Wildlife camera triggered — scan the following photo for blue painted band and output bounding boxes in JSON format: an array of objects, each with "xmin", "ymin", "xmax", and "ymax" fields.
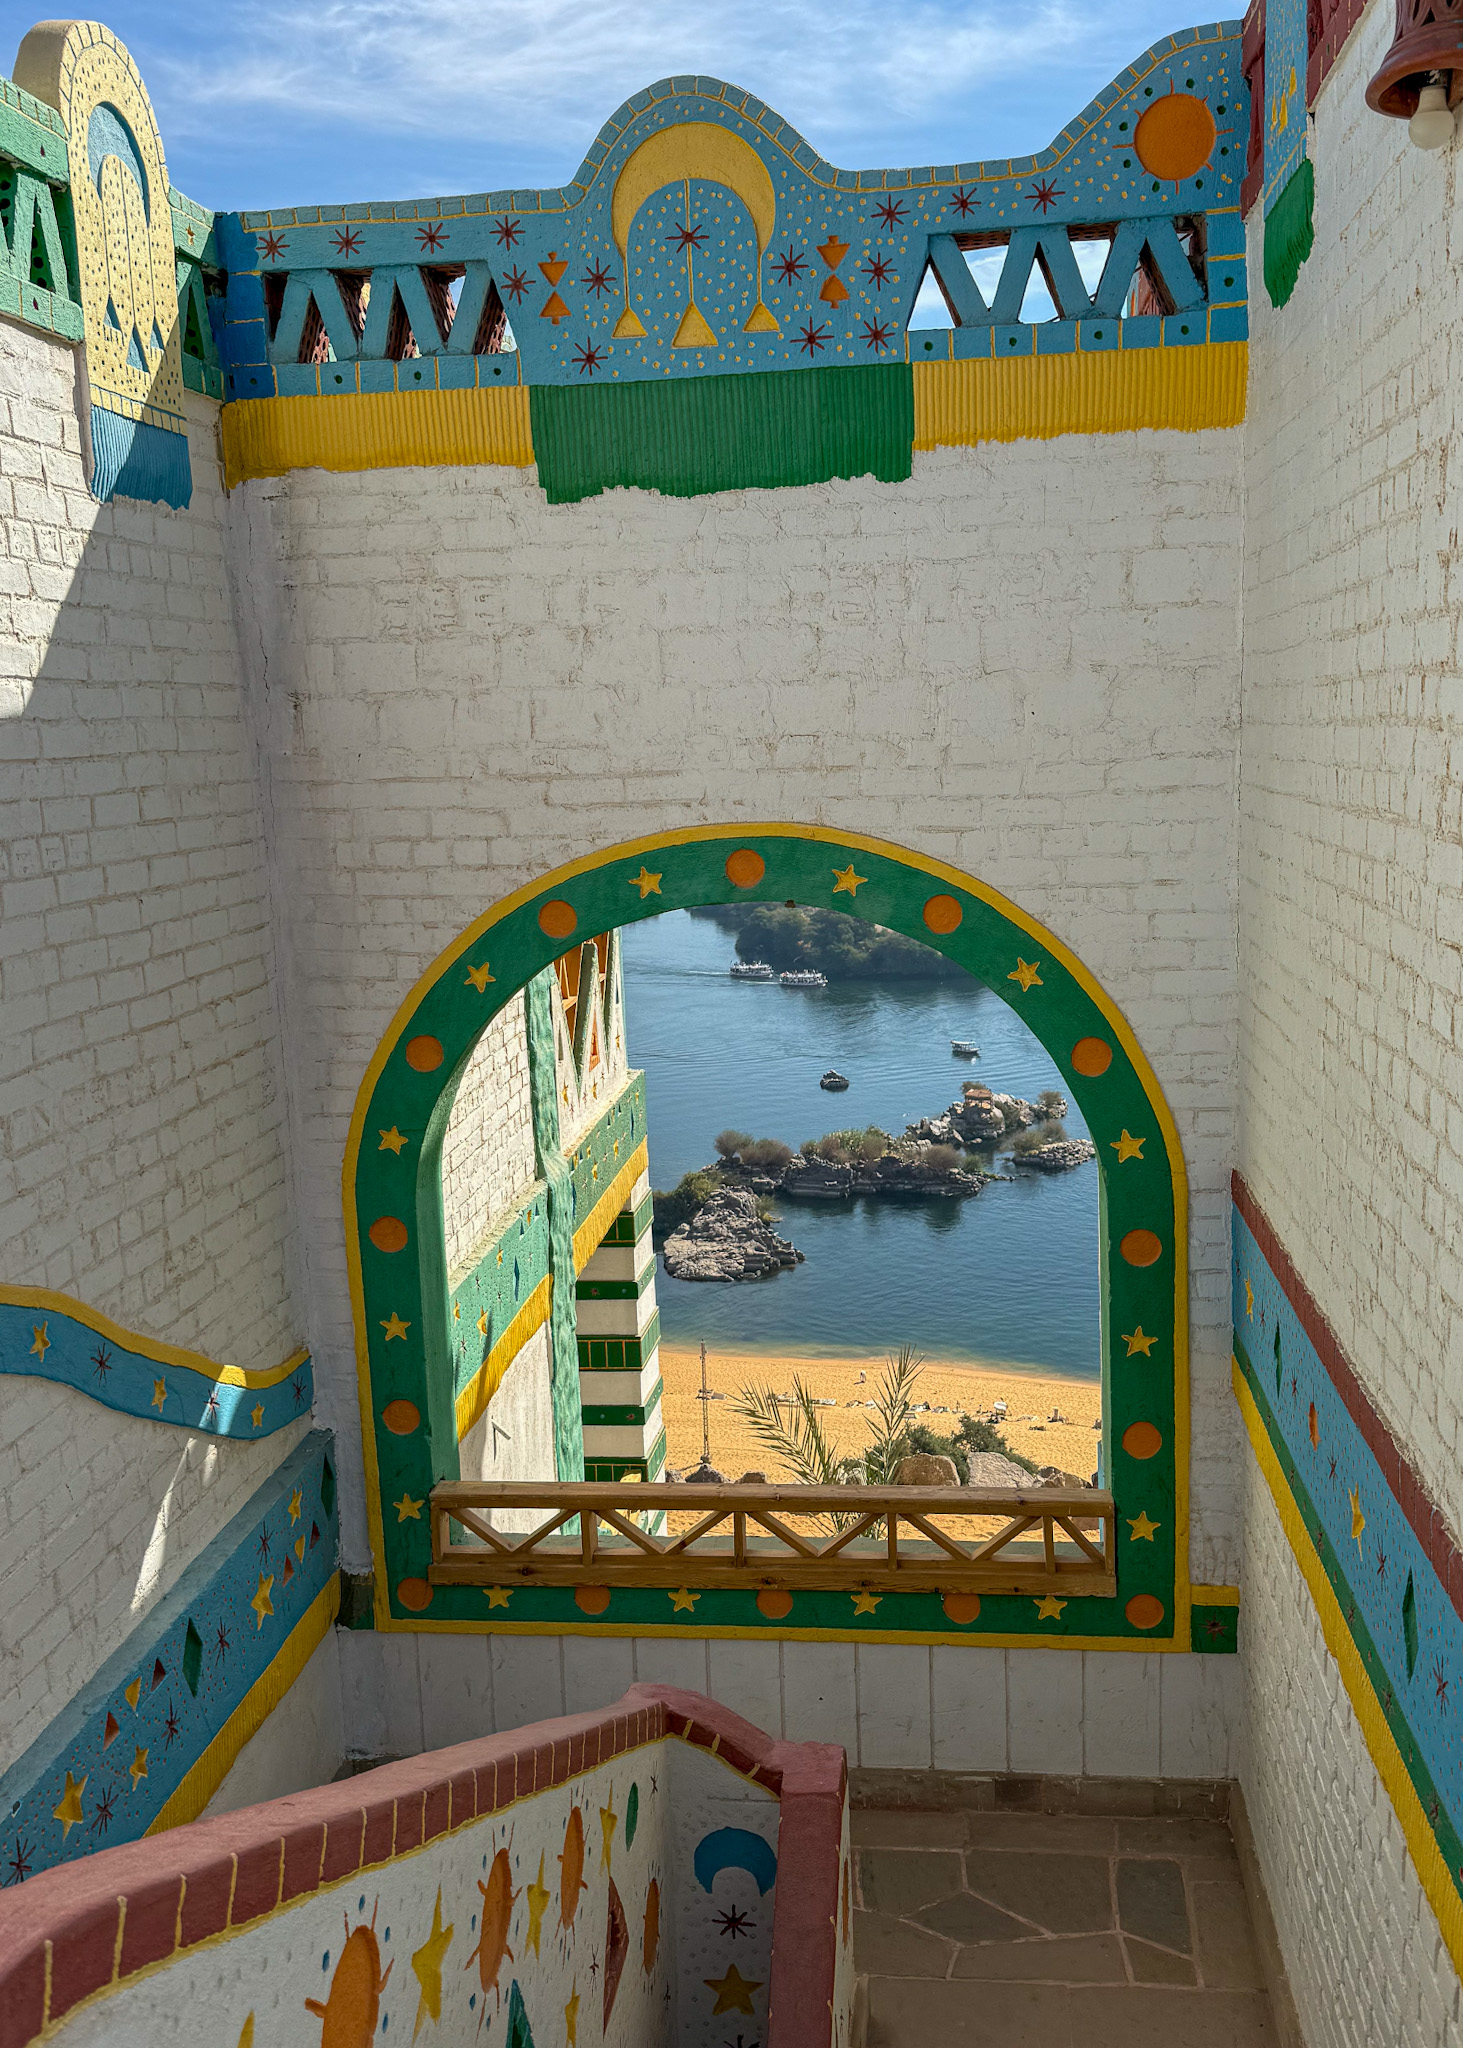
[{"xmin": 89, "ymin": 404, "xmax": 192, "ymax": 508}]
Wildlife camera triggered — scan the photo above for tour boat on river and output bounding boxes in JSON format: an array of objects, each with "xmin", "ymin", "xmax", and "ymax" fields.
[
  {"xmin": 729, "ymin": 960, "xmax": 774, "ymax": 979},
  {"xmin": 951, "ymin": 1039, "xmax": 981, "ymax": 1057},
  {"xmin": 780, "ymin": 969, "xmax": 828, "ymax": 988}
]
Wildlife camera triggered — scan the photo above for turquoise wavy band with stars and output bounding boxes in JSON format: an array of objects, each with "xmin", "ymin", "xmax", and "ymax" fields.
[{"xmin": 0, "ymin": 1287, "xmax": 312, "ymax": 1438}]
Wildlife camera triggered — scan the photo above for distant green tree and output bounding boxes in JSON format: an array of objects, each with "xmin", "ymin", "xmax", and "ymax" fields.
[
  {"xmin": 726, "ymin": 905, "xmax": 968, "ymax": 982},
  {"xmin": 714, "ymin": 1128, "xmax": 752, "ymax": 1160}
]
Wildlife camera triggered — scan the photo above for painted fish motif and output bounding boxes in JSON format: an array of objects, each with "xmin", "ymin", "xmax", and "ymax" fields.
[{"xmin": 558, "ymin": 1805, "xmax": 589, "ymax": 1928}]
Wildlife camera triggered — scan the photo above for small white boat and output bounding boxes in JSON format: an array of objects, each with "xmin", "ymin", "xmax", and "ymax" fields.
[
  {"xmin": 730, "ymin": 960, "xmax": 774, "ymax": 980},
  {"xmin": 951, "ymin": 1039, "xmax": 981, "ymax": 1057},
  {"xmin": 780, "ymin": 969, "xmax": 827, "ymax": 988}
]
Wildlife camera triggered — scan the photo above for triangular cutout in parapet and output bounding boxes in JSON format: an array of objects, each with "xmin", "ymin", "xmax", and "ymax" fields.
[
  {"xmin": 126, "ymin": 326, "xmax": 147, "ymax": 371},
  {"xmin": 671, "ymin": 299, "xmax": 717, "ymax": 347},
  {"xmin": 104, "ymin": 296, "xmax": 121, "ymax": 331},
  {"xmin": 384, "ymin": 285, "xmax": 419, "ymax": 360},
  {"xmin": 150, "ymin": 318, "xmax": 164, "ymax": 352}
]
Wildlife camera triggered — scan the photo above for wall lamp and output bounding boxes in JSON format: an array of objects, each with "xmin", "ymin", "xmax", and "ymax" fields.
[{"xmin": 1367, "ymin": 1, "xmax": 1463, "ymax": 149}]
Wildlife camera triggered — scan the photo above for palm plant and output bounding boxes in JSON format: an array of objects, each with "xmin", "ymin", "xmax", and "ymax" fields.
[{"xmin": 729, "ymin": 1347, "xmax": 927, "ymax": 1532}]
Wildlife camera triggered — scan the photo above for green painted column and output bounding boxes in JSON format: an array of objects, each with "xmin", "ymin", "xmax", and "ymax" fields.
[{"xmin": 525, "ymin": 968, "xmax": 585, "ymax": 1482}]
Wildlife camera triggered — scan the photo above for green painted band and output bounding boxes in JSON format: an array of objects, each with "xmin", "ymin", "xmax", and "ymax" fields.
[{"xmin": 581, "ymin": 1379, "xmax": 664, "ymax": 1428}]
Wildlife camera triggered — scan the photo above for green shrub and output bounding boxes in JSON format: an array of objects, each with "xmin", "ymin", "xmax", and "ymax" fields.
[
  {"xmin": 651, "ymin": 1167, "xmax": 722, "ymax": 1241},
  {"xmin": 954, "ymin": 1412, "xmax": 1039, "ymax": 1475},
  {"xmin": 1013, "ymin": 1121, "xmax": 1068, "ymax": 1155},
  {"xmin": 1037, "ymin": 1090, "xmax": 1066, "ymax": 1115},
  {"xmin": 741, "ymin": 1136, "xmax": 793, "ymax": 1173},
  {"xmin": 714, "ymin": 1128, "xmax": 752, "ymax": 1160}
]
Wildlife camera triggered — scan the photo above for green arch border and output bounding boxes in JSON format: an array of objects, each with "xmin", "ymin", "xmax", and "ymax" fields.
[{"xmin": 343, "ymin": 824, "xmax": 1190, "ymax": 1648}]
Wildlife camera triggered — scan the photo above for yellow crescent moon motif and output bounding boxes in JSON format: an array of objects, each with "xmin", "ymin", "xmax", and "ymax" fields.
[{"xmin": 609, "ymin": 122, "xmax": 779, "ymax": 343}]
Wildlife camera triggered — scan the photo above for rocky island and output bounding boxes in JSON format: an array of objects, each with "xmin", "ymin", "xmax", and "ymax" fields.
[{"xmin": 661, "ymin": 1188, "xmax": 804, "ymax": 1282}]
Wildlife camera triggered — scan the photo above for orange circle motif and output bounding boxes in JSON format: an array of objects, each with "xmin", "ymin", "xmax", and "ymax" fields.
[
  {"xmin": 725, "ymin": 849, "xmax": 766, "ymax": 888},
  {"xmin": 574, "ymin": 1585, "xmax": 611, "ymax": 1615},
  {"xmin": 1134, "ymin": 92, "xmax": 1217, "ymax": 182},
  {"xmin": 1120, "ymin": 1228, "xmax": 1163, "ymax": 1268},
  {"xmin": 368, "ymin": 1215, "xmax": 408, "ymax": 1254},
  {"xmin": 1125, "ymin": 1593, "xmax": 1166, "ymax": 1630},
  {"xmin": 756, "ymin": 1588, "xmax": 793, "ymax": 1619},
  {"xmin": 1072, "ymin": 1037, "xmax": 1113, "ymax": 1077},
  {"xmin": 922, "ymin": 894, "xmax": 963, "ymax": 934},
  {"xmin": 383, "ymin": 1399, "xmax": 420, "ymax": 1435},
  {"xmin": 538, "ymin": 899, "xmax": 577, "ymax": 939},
  {"xmin": 405, "ymin": 1034, "xmax": 444, "ymax": 1072},
  {"xmin": 1122, "ymin": 1420, "xmax": 1163, "ymax": 1461},
  {"xmin": 942, "ymin": 1591, "xmax": 982, "ymax": 1624},
  {"xmin": 397, "ymin": 1577, "xmax": 433, "ymax": 1611}
]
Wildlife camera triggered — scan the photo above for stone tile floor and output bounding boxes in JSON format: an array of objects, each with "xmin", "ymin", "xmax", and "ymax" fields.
[{"xmin": 855, "ymin": 1807, "xmax": 1277, "ymax": 2046}]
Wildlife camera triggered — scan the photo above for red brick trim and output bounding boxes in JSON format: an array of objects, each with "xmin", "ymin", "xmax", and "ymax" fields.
[
  {"xmin": 0, "ymin": 1686, "xmax": 846, "ymax": 2048},
  {"xmin": 1233, "ymin": 1171, "xmax": 1463, "ymax": 1624},
  {"xmin": 1242, "ymin": 0, "xmax": 1266, "ymax": 217},
  {"xmin": 1307, "ymin": 0, "xmax": 1368, "ymax": 103}
]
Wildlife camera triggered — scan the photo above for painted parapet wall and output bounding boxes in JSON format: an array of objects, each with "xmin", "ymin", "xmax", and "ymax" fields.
[{"xmin": 0, "ymin": 1684, "xmax": 851, "ymax": 2048}]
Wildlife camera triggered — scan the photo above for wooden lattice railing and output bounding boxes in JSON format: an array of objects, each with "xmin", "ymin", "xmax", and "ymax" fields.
[{"xmin": 428, "ymin": 1480, "xmax": 1116, "ymax": 1598}]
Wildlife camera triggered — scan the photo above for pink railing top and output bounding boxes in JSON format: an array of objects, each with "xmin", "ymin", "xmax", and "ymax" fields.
[{"xmin": 0, "ymin": 1683, "xmax": 846, "ymax": 2048}]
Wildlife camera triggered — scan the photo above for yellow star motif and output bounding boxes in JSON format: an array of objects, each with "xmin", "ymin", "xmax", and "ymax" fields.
[
  {"xmin": 1035, "ymin": 1594, "xmax": 1067, "ymax": 1621},
  {"xmin": 525, "ymin": 1854, "xmax": 551, "ymax": 1956},
  {"xmin": 250, "ymin": 1573, "xmax": 275, "ymax": 1628},
  {"xmin": 485, "ymin": 1586, "xmax": 512, "ymax": 1608},
  {"xmin": 600, "ymin": 1798, "xmax": 618, "ymax": 1868},
  {"xmin": 128, "ymin": 1746, "xmax": 149, "ymax": 1790},
  {"xmin": 851, "ymin": 1591, "xmax": 881, "ymax": 1614},
  {"xmin": 464, "ymin": 961, "xmax": 495, "ymax": 992},
  {"xmin": 831, "ymin": 863, "xmax": 867, "ymax": 895},
  {"xmin": 1111, "ymin": 1130, "xmax": 1145, "ymax": 1162},
  {"xmin": 1350, "ymin": 1488, "xmax": 1366, "ymax": 1547},
  {"xmin": 151, "ymin": 1377, "xmax": 167, "ymax": 1410},
  {"xmin": 669, "ymin": 1587, "xmax": 699, "ymax": 1612},
  {"xmin": 29, "ymin": 1322, "xmax": 49, "ymax": 1363},
  {"xmin": 53, "ymin": 1771, "xmax": 86, "ymax": 1838},
  {"xmin": 705, "ymin": 1964, "xmax": 762, "ymax": 2016},
  {"xmin": 294, "ymin": 1536, "xmax": 306, "ymax": 1562},
  {"xmin": 250, "ymin": 1401, "xmax": 265, "ymax": 1428},
  {"xmin": 1122, "ymin": 1327, "xmax": 1158, "ymax": 1358},
  {"xmin": 409, "ymin": 1886, "xmax": 454, "ymax": 2041},
  {"xmin": 1128, "ymin": 1511, "xmax": 1161, "ymax": 1543},
  {"xmin": 1244, "ymin": 1276, "xmax": 1254, "ymax": 1319},
  {"xmin": 477, "ymin": 1310, "xmax": 489, "ymax": 1336},
  {"xmin": 1008, "ymin": 958, "xmax": 1043, "ymax": 992},
  {"xmin": 381, "ymin": 1312, "xmax": 410, "ymax": 1341},
  {"xmin": 288, "ymin": 1488, "xmax": 303, "ymax": 1524},
  {"xmin": 628, "ymin": 866, "xmax": 662, "ymax": 898},
  {"xmin": 453, "ymin": 1302, "xmax": 460, "ymax": 1321},
  {"xmin": 565, "ymin": 1983, "xmax": 580, "ymax": 2047},
  {"xmin": 395, "ymin": 1493, "xmax": 424, "ymax": 1522},
  {"xmin": 123, "ymin": 1678, "xmax": 142, "ymax": 1710},
  {"xmin": 378, "ymin": 1126, "xmax": 409, "ymax": 1154}
]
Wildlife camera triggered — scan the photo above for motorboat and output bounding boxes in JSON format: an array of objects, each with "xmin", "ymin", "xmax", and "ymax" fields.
[
  {"xmin": 950, "ymin": 1039, "xmax": 981, "ymax": 1057},
  {"xmin": 820, "ymin": 1070, "xmax": 850, "ymax": 1090}
]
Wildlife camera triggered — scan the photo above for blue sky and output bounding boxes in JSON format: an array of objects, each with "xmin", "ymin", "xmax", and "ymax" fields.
[{"xmin": 0, "ymin": 2, "xmax": 1225, "ymax": 214}]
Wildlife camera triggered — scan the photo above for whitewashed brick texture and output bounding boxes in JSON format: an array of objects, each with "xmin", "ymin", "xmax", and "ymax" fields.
[
  {"xmin": 1239, "ymin": 3, "xmax": 1463, "ymax": 2035},
  {"xmin": 440, "ymin": 988, "xmax": 536, "ymax": 1280},
  {"xmin": 228, "ymin": 421, "xmax": 1245, "ymax": 1582},
  {"xmin": 0, "ymin": 320, "xmax": 304, "ymax": 1762}
]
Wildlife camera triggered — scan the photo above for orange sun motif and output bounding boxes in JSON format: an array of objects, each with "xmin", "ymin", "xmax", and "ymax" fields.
[
  {"xmin": 558, "ymin": 1806, "xmax": 590, "ymax": 1928},
  {"xmin": 465, "ymin": 1848, "xmax": 520, "ymax": 2023},
  {"xmin": 305, "ymin": 1906, "xmax": 393, "ymax": 2048}
]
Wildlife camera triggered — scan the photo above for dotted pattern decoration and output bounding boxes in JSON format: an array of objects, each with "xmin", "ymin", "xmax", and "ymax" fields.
[
  {"xmin": 346, "ymin": 827, "xmax": 1187, "ymax": 1648},
  {"xmin": 1234, "ymin": 1205, "xmax": 1463, "ymax": 1910},
  {"xmin": 0, "ymin": 1432, "xmax": 338, "ymax": 1889},
  {"xmin": 215, "ymin": 26, "xmax": 1249, "ymax": 400}
]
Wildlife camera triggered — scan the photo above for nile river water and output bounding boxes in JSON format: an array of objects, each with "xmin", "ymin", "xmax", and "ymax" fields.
[{"xmin": 621, "ymin": 910, "xmax": 1099, "ymax": 1380}]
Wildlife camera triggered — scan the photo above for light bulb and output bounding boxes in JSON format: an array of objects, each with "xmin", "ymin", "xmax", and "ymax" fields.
[{"xmin": 1410, "ymin": 81, "xmax": 1455, "ymax": 151}]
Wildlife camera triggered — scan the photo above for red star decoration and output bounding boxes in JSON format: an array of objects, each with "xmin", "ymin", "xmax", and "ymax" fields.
[
  {"xmin": 573, "ymin": 341, "xmax": 605, "ymax": 375},
  {"xmin": 667, "ymin": 219, "xmax": 707, "ymax": 252},
  {"xmin": 949, "ymin": 187, "xmax": 978, "ymax": 217},
  {"xmin": 582, "ymin": 260, "xmax": 614, "ymax": 296},
  {"xmin": 501, "ymin": 266, "xmax": 530, "ymax": 303},
  {"xmin": 331, "ymin": 227, "xmax": 362, "ymax": 256},
  {"xmin": 163, "ymin": 1702, "xmax": 180, "ymax": 1747},
  {"xmin": 89, "ymin": 1787, "xmax": 116, "ymax": 1836},
  {"xmin": 416, "ymin": 222, "xmax": 446, "ymax": 251},
  {"xmin": 1029, "ymin": 177, "xmax": 1065, "ymax": 213},
  {"xmin": 873, "ymin": 197, "xmax": 907, "ymax": 229},
  {"xmin": 772, "ymin": 248, "xmax": 807, "ymax": 284},
  {"xmin": 795, "ymin": 318, "xmax": 828, "ymax": 355},
  {"xmin": 257, "ymin": 231, "xmax": 288, "ymax": 261},
  {"xmin": 1437, "ymin": 1662, "xmax": 1451, "ymax": 1708},
  {"xmin": 492, "ymin": 217, "xmax": 522, "ymax": 247},
  {"xmin": 861, "ymin": 253, "xmax": 893, "ymax": 291},
  {"xmin": 861, "ymin": 316, "xmax": 895, "ymax": 351},
  {"xmin": 5, "ymin": 1837, "xmax": 32, "ymax": 1885}
]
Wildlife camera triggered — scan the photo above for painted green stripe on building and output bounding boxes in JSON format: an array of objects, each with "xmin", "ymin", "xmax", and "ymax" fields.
[
  {"xmin": 581, "ymin": 1379, "xmax": 664, "ymax": 1429},
  {"xmin": 584, "ymin": 1431, "xmax": 667, "ymax": 1484},
  {"xmin": 575, "ymin": 1265, "xmax": 654, "ymax": 1300},
  {"xmin": 576, "ymin": 1309, "xmax": 660, "ymax": 1374},
  {"xmin": 529, "ymin": 364, "xmax": 915, "ymax": 506}
]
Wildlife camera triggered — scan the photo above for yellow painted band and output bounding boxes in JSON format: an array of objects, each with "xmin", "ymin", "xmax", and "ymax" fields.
[
  {"xmin": 220, "ymin": 386, "xmax": 533, "ymax": 489},
  {"xmin": 145, "ymin": 1575, "xmax": 340, "ymax": 1835},
  {"xmin": 573, "ymin": 1141, "xmax": 649, "ymax": 1274},
  {"xmin": 454, "ymin": 1276, "xmax": 553, "ymax": 1441},
  {"xmin": 376, "ymin": 1614, "xmax": 1186, "ymax": 1650},
  {"xmin": 0, "ymin": 1283, "xmax": 308, "ymax": 1389},
  {"xmin": 913, "ymin": 342, "xmax": 1247, "ymax": 449},
  {"xmin": 1191, "ymin": 1582, "xmax": 1240, "ymax": 1606},
  {"xmin": 1234, "ymin": 1363, "xmax": 1463, "ymax": 1970},
  {"xmin": 344, "ymin": 824, "xmax": 1189, "ymax": 1635}
]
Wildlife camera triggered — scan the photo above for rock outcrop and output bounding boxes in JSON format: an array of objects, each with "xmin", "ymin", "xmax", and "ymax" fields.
[
  {"xmin": 963, "ymin": 1452, "xmax": 1035, "ymax": 1489},
  {"xmin": 892, "ymin": 1451, "xmax": 961, "ymax": 1487},
  {"xmin": 661, "ymin": 1188, "xmax": 804, "ymax": 1282},
  {"xmin": 906, "ymin": 1089, "xmax": 1067, "ymax": 1147},
  {"xmin": 1013, "ymin": 1139, "xmax": 1097, "ymax": 1173}
]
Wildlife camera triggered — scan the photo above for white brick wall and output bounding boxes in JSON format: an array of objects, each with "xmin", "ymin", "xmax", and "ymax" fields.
[
  {"xmin": 440, "ymin": 988, "xmax": 536, "ymax": 1280},
  {"xmin": 0, "ymin": 319, "xmax": 305, "ymax": 1760},
  {"xmin": 1238, "ymin": 2, "xmax": 1463, "ymax": 2033},
  {"xmin": 228, "ymin": 424, "xmax": 1245, "ymax": 1580}
]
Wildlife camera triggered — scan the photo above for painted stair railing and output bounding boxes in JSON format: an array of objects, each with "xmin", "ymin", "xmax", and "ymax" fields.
[{"xmin": 0, "ymin": 1685, "xmax": 853, "ymax": 2048}]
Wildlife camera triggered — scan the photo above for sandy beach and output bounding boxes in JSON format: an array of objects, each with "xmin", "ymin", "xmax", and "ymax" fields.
[{"xmin": 658, "ymin": 1345, "xmax": 1102, "ymax": 1485}]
